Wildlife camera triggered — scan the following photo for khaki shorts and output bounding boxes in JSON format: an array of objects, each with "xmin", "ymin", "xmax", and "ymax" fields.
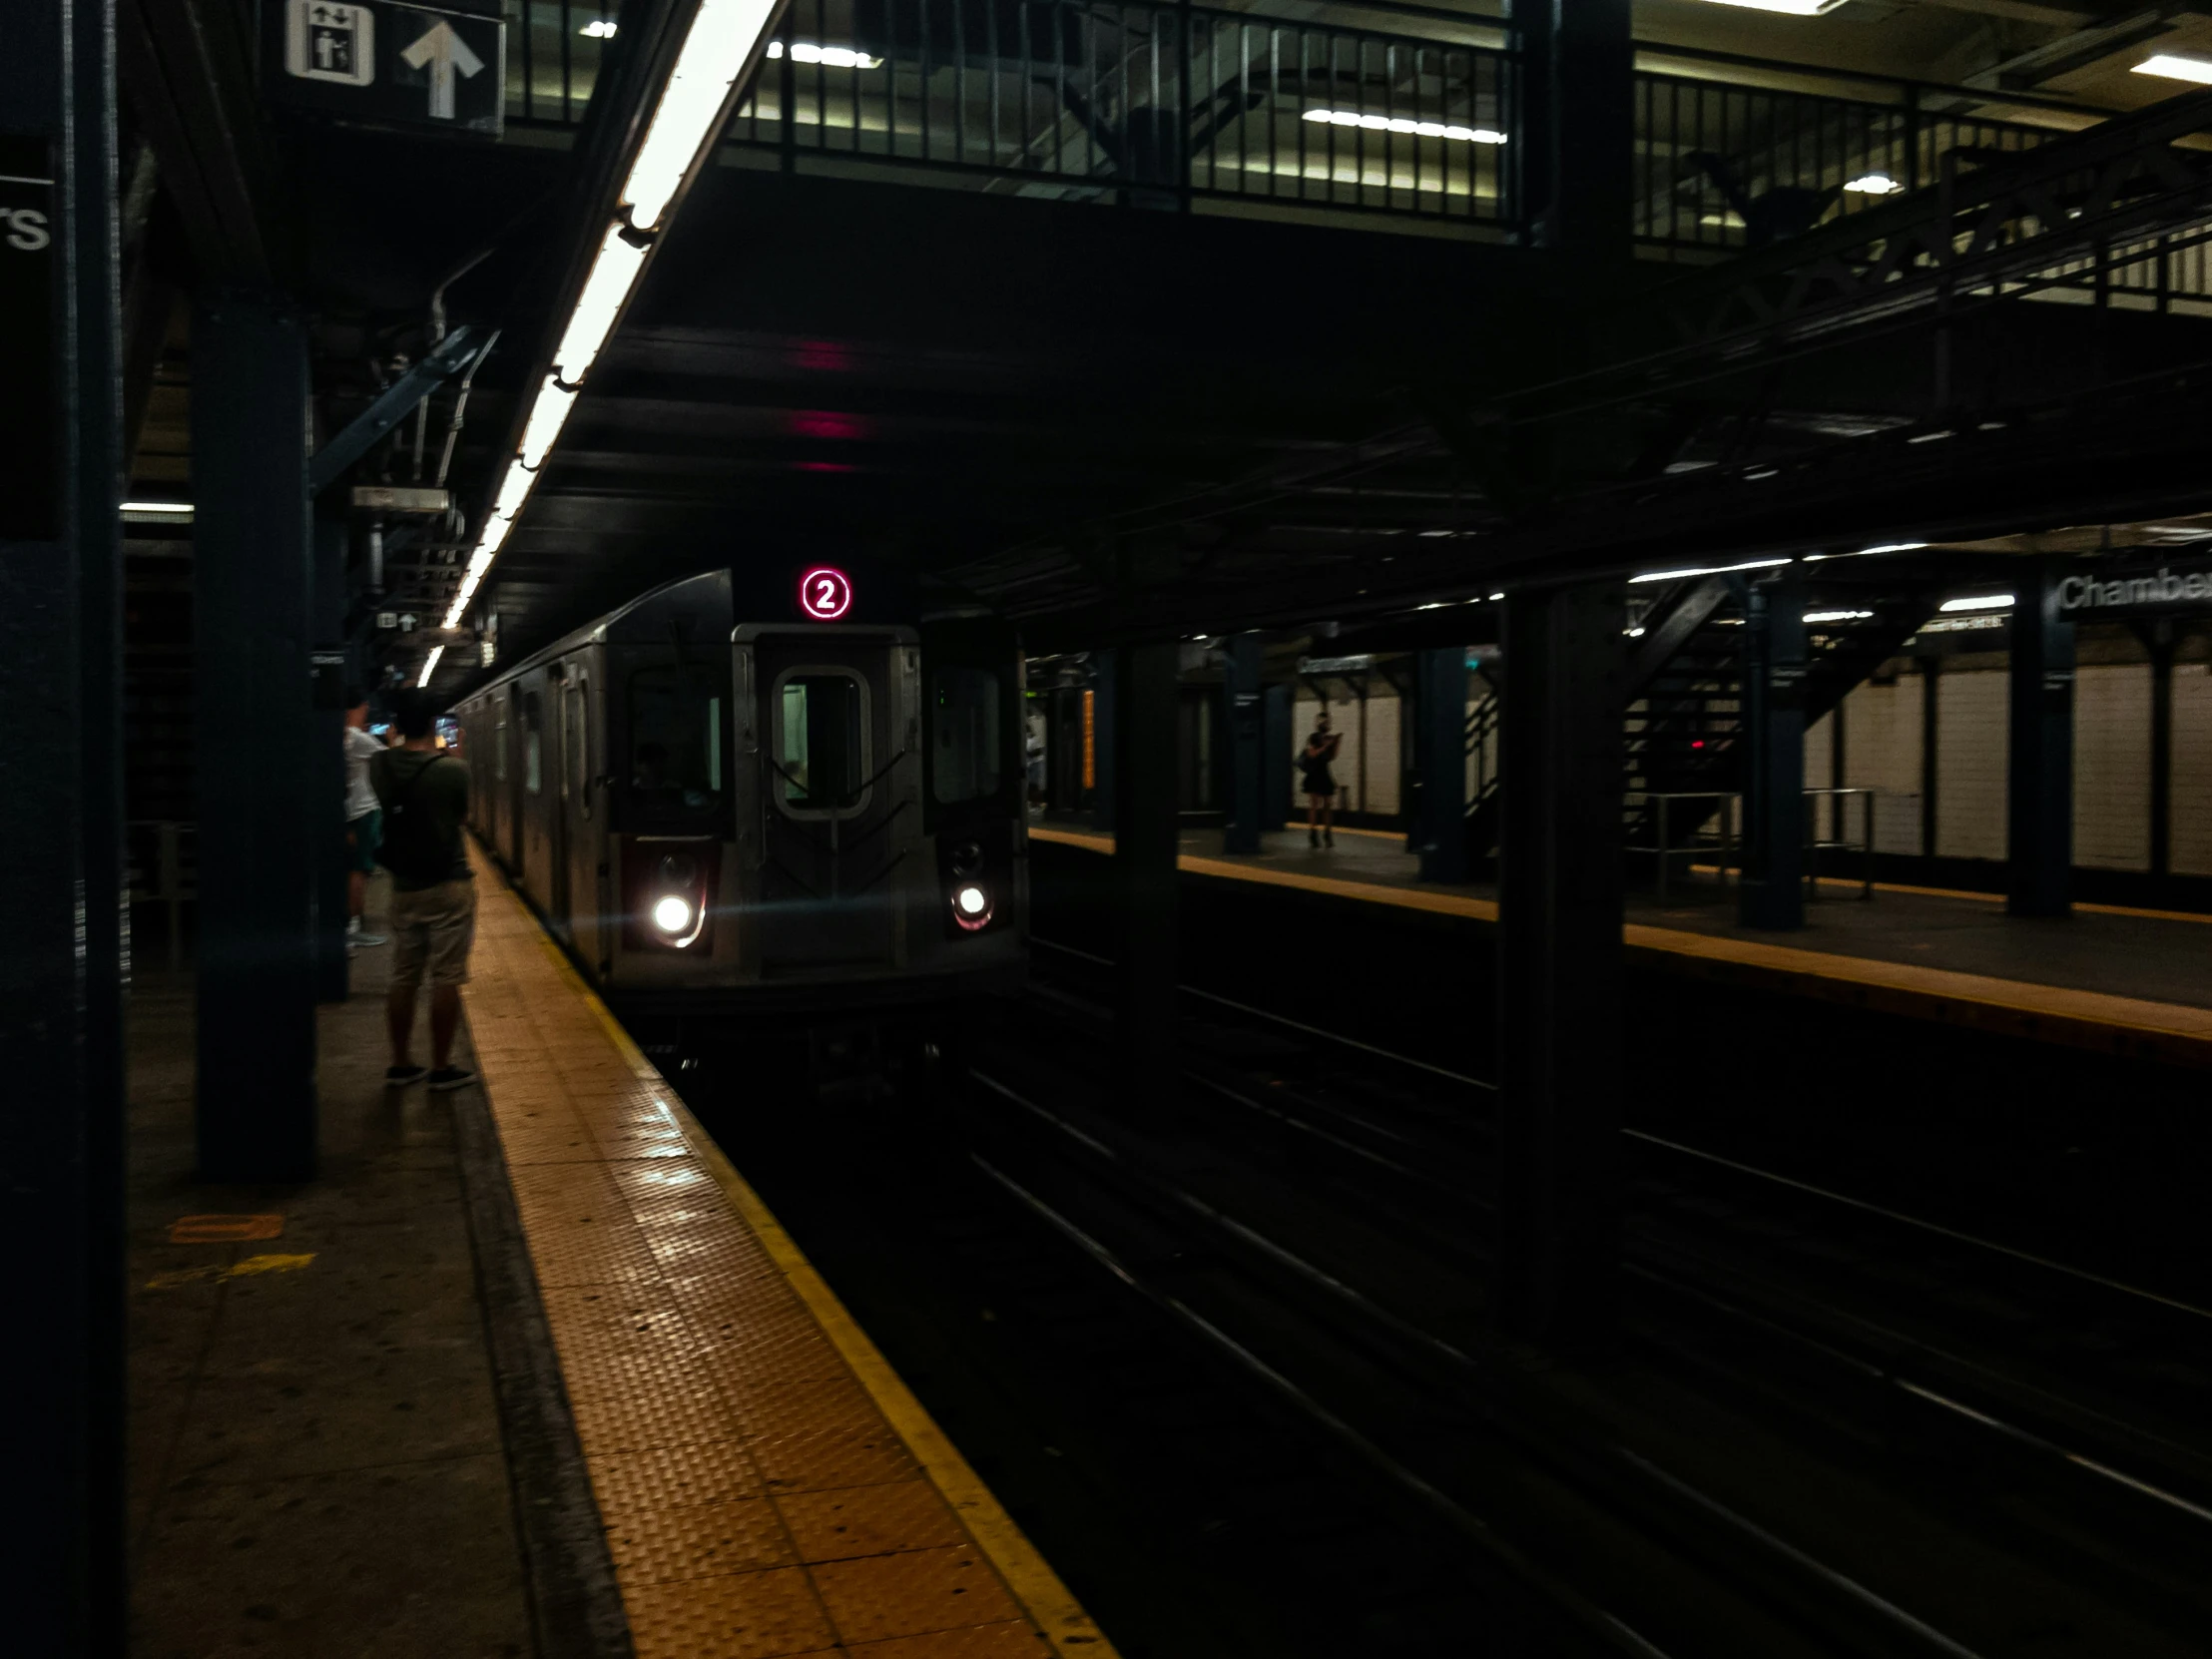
[{"xmin": 388, "ymin": 878, "xmax": 476, "ymax": 991}]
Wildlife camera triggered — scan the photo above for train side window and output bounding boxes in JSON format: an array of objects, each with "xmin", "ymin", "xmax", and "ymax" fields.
[
  {"xmin": 772, "ymin": 669, "xmax": 869, "ymax": 818},
  {"xmin": 573, "ymin": 679, "xmax": 591, "ymax": 820},
  {"xmin": 930, "ymin": 666, "xmax": 1002, "ymax": 805},
  {"xmin": 494, "ymin": 718, "xmax": 508, "ymax": 783},
  {"xmin": 628, "ymin": 665, "xmax": 725, "ymax": 814},
  {"xmin": 523, "ymin": 692, "xmax": 543, "ymax": 795}
]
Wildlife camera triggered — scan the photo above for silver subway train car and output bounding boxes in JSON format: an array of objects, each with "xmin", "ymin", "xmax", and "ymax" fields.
[{"xmin": 452, "ymin": 566, "xmax": 1027, "ymax": 1041}]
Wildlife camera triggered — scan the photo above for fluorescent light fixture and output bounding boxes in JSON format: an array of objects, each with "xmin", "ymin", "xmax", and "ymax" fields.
[
  {"xmin": 1628, "ymin": 557, "xmax": 1792, "ymax": 584},
  {"xmin": 1804, "ymin": 609, "xmax": 1875, "ymax": 623},
  {"xmin": 2135, "ymin": 53, "xmax": 2212, "ymax": 85},
  {"xmin": 1301, "ymin": 109, "xmax": 1507, "ymax": 144},
  {"xmin": 489, "ymin": 462, "xmax": 536, "ymax": 524},
  {"xmin": 767, "ymin": 41, "xmax": 881, "ymax": 68},
  {"xmin": 1843, "ymin": 173, "xmax": 1900, "ymax": 195},
  {"xmin": 1939, "ymin": 593, "xmax": 2014, "ymax": 613},
  {"xmin": 1690, "ymin": 0, "xmax": 1844, "ymax": 13},
  {"xmin": 623, "ymin": 0, "xmax": 780, "ymax": 232},
  {"xmin": 1907, "ymin": 429, "xmax": 1954, "ymax": 444},
  {"xmin": 519, "ymin": 376, "xmax": 580, "ymax": 469},
  {"xmin": 580, "ymin": 18, "xmax": 616, "ymax": 38},
  {"xmin": 121, "ymin": 499, "xmax": 195, "ymax": 521},
  {"xmin": 417, "ymin": 645, "xmax": 445, "ymax": 688},
  {"xmin": 552, "ymin": 228, "xmax": 649, "ymax": 384},
  {"xmin": 1624, "ymin": 626, "xmax": 1647, "ymax": 637},
  {"xmin": 1487, "ymin": 591, "xmax": 1504, "ymax": 601},
  {"xmin": 1806, "ymin": 540, "xmax": 1928, "ymax": 561}
]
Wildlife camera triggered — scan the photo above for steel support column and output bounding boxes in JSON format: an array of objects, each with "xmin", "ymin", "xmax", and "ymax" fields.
[
  {"xmin": 194, "ymin": 297, "xmax": 317, "ymax": 1179},
  {"xmin": 1738, "ymin": 575, "xmax": 1807, "ymax": 930},
  {"xmin": 2007, "ymin": 559, "xmax": 2074, "ymax": 917},
  {"xmin": 1, "ymin": 1, "xmax": 125, "ymax": 1649},
  {"xmin": 1415, "ymin": 647, "xmax": 1467, "ymax": 882},
  {"xmin": 1513, "ymin": 0, "xmax": 1632, "ymax": 251},
  {"xmin": 1495, "ymin": 585, "xmax": 1625, "ymax": 1346},
  {"xmin": 1223, "ymin": 633, "xmax": 1264, "ymax": 853},
  {"xmin": 1112, "ymin": 641, "xmax": 1180, "ymax": 1085}
]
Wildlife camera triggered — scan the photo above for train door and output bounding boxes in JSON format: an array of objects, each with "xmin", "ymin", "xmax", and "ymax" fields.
[
  {"xmin": 561, "ymin": 666, "xmax": 599, "ymax": 961},
  {"xmin": 748, "ymin": 629, "xmax": 910, "ymax": 975},
  {"xmin": 547, "ymin": 673, "xmax": 573, "ymax": 933},
  {"xmin": 520, "ymin": 678, "xmax": 553, "ymax": 909}
]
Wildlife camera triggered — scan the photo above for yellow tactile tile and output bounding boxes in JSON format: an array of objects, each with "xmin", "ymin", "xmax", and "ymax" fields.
[
  {"xmin": 459, "ymin": 840, "xmax": 1117, "ymax": 1659},
  {"xmin": 813, "ymin": 1546, "xmax": 1027, "ymax": 1646},
  {"xmin": 621, "ymin": 1565, "xmax": 836, "ymax": 1659}
]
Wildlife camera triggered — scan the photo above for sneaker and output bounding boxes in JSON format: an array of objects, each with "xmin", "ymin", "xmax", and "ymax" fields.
[
  {"xmin": 386, "ymin": 1063, "xmax": 428, "ymax": 1087},
  {"xmin": 348, "ymin": 930, "xmax": 386, "ymax": 950},
  {"xmin": 426, "ymin": 1066, "xmax": 477, "ymax": 1093}
]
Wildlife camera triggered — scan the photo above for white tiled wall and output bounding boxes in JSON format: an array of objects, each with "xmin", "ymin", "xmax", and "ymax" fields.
[
  {"xmin": 2072, "ymin": 664, "xmax": 2152, "ymax": 870},
  {"xmin": 1936, "ymin": 669, "xmax": 2009, "ymax": 860},
  {"xmin": 1367, "ymin": 695, "xmax": 1403, "ymax": 816},
  {"xmin": 2173, "ymin": 662, "xmax": 2212, "ymax": 875},
  {"xmin": 1841, "ymin": 675, "xmax": 1927, "ymax": 854}
]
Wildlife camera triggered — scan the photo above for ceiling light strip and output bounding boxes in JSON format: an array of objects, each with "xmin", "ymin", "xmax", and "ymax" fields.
[{"xmin": 439, "ymin": 0, "xmax": 781, "ymax": 638}]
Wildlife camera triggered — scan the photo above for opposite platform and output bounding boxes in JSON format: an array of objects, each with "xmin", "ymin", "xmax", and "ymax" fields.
[
  {"xmin": 462, "ymin": 840, "xmax": 1114, "ymax": 1659},
  {"xmin": 1031, "ymin": 824, "xmax": 2212, "ymax": 1069}
]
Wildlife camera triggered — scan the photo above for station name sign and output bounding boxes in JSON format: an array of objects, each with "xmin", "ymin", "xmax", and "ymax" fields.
[
  {"xmin": 0, "ymin": 135, "xmax": 54, "ymax": 540},
  {"xmin": 2057, "ymin": 553, "xmax": 2212, "ymax": 618}
]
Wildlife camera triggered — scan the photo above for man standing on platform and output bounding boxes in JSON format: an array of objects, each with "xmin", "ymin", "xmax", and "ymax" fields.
[
  {"xmin": 372, "ymin": 691, "xmax": 477, "ymax": 1091},
  {"xmin": 343, "ymin": 691, "xmax": 387, "ymax": 951}
]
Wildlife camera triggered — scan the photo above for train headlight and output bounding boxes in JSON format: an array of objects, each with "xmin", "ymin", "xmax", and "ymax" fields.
[
  {"xmin": 950, "ymin": 883, "xmax": 992, "ymax": 931},
  {"xmin": 652, "ymin": 894, "xmax": 695, "ymax": 937}
]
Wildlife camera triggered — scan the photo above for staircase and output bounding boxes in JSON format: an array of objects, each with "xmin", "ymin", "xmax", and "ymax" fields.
[{"xmin": 1461, "ymin": 576, "xmax": 1940, "ymax": 869}]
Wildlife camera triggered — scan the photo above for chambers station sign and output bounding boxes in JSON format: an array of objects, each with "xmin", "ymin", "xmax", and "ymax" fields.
[{"xmin": 2058, "ymin": 553, "xmax": 2212, "ymax": 618}]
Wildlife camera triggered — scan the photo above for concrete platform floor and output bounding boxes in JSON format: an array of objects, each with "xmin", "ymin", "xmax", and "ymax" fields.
[
  {"xmin": 126, "ymin": 890, "xmax": 543, "ymax": 1658},
  {"xmin": 1039, "ymin": 818, "xmax": 2212, "ymax": 1014}
]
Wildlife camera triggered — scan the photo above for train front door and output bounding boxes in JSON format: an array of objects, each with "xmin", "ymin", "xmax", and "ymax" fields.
[{"xmin": 744, "ymin": 628, "xmax": 914, "ymax": 976}]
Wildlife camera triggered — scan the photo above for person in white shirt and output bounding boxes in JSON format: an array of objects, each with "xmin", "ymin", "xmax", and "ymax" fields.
[{"xmin": 344, "ymin": 691, "xmax": 387, "ymax": 949}]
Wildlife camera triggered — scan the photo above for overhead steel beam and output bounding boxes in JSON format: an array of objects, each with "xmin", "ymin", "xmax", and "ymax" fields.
[
  {"xmin": 116, "ymin": 0, "xmax": 272, "ymax": 286},
  {"xmin": 309, "ymin": 324, "xmax": 489, "ymax": 496}
]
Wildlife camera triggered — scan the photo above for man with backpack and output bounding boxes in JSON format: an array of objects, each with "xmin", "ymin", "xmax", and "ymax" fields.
[{"xmin": 372, "ymin": 691, "xmax": 475, "ymax": 1091}]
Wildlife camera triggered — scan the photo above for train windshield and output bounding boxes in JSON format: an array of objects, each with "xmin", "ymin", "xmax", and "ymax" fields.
[
  {"xmin": 774, "ymin": 671, "xmax": 868, "ymax": 816},
  {"xmin": 930, "ymin": 667, "xmax": 1002, "ymax": 805},
  {"xmin": 628, "ymin": 665, "xmax": 724, "ymax": 816}
]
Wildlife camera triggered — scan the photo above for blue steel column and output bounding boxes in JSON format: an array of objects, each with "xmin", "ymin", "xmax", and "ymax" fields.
[
  {"xmin": 1223, "ymin": 632, "xmax": 1263, "ymax": 853},
  {"xmin": 1496, "ymin": 585, "xmax": 1625, "ymax": 1346},
  {"xmin": 0, "ymin": 0, "xmax": 125, "ymax": 1649},
  {"xmin": 1513, "ymin": 0, "xmax": 1633, "ymax": 249},
  {"xmin": 2007, "ymin": 558, "xmax": 2074, "ymax": 916},
  {"xmin": 195, "ymin": 298, "xmax": 318, "ymax": 1178},
  {"xmin": 1738, "ymin": 574, "xmax": 1807, "ymax": 930},
  {"xmin": 1415, "ymin": 647, "xmax": 1468, "ymax": 882},
  {"xmin": 1112, "ymin": 641, "xmax": 1180, "ymax": 1084}
]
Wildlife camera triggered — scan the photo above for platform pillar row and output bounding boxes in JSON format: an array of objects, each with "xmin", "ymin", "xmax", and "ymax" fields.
[
  {"xmin": 2007, "ymin": 557, "xmax": 2075, "ymax": 917},
  {"xmin": 194, "ymin": 295, "xmax": 319, "ymax": 1180},
  {"xmin": 1112, "ymin": 640, "xmax": 1181, "ymax": 1085},
  {"xmin": 1738, "ymin": 572, "xmax": 1807, "ymax": 931},
  {"xmin": 1223, "ymin": 632, "xmax": 1264, "ymax": 854},
  {"xmin": 1415, "ymin": 647, "xmax": 1468, "ymax": 883},
  {"xmin": 1495, "ymin": 584, "xmax": 1626, "ymax": 1347}
]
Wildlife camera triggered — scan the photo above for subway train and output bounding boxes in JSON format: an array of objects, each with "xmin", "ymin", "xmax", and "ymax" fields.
[{"xmin": 451, "ymin": 564, "xmax": 1027, "ymax": 1054}]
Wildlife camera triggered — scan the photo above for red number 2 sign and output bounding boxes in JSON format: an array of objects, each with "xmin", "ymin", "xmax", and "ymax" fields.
[{"xmin": 797, "ymin": 566, "xmax": 852, "ymax": 621}]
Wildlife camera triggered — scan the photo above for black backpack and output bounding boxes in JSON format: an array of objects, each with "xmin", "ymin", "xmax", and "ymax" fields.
[{"xmin": 375, "ymin": 755, "xmax": 458, "ymax": 883}]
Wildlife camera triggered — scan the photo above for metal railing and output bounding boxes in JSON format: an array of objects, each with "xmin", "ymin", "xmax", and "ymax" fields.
[
  {"xmin": 505, "ymin": 0, "xmax": 620, "ymax": 127},
  {"xmin": 726, "ymin": 0, "xmax": 1515, "ymax": 223}
]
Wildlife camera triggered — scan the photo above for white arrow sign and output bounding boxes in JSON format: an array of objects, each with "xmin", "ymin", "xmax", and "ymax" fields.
[{"xmin": 399, "ymin": 19, "xmax": 484, "ymax": 121}]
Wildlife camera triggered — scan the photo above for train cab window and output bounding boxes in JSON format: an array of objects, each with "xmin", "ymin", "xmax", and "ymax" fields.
[
  {"xmin": 930, "ymin": 666, "xmax": 1003, "ymax": 805},
  {"xmin": 523, "ymin": 692, "xmax": 543, "ymax": 795},
  {"xmin": 773, "ymin": 670, "xmax": 868, "ymax": 818},
  {"xmin": 628, "ymin": 665, "xmax": 724, "ymax": 815}
]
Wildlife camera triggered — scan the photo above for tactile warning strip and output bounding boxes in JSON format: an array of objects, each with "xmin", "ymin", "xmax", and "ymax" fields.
[{"xmin": 461, "ymin": 841, "xmax": 1116, "ymax": 1659}]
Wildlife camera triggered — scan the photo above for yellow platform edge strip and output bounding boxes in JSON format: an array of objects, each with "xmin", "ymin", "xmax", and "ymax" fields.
[
  {"xmin": 511, "ymin": 914, "xmax": 1120, "ymax": 1659},
  {"xmin": 1028, "ymin": 826, "xmax": 2212, "ymax": 1067}
]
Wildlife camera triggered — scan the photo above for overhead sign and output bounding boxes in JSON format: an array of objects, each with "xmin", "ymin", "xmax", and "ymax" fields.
[
  {"xmin": 798, "ymin": 566, "xmax": 853, "ymax": 621},
  {"xmin": 0, "ymin": 136, "xmax": 55, "ymax": 540},
  {"xmin": 350, "ymin": 484, "xmax": 449, "ymax": 513},
  {"xmin": 2057, "ymin": 554, "xmax": 2212, "ymax": 618},
  {"xmin": 1299, "ymin": 654, "xmax": 1374, "ymax": 676},
  {"xmin": 264, "ymin": 2, "xmax": 504, "ymax": 138}
]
